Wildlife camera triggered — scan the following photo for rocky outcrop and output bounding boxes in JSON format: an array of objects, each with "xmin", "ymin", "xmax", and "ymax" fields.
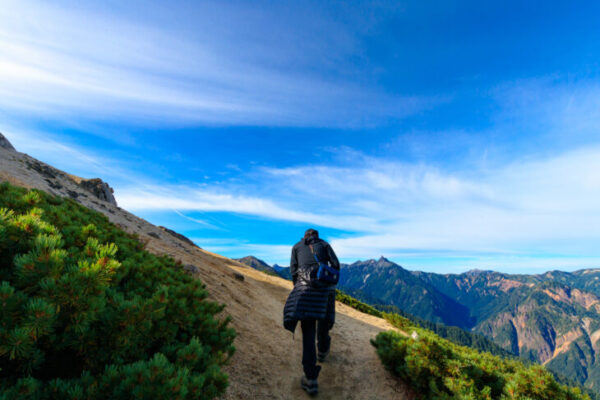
[
  {"xmin": 0, "ymin": 133, "xmax": 16, "ymax": 151},
  {"xmin": 183, "ymin": 264, "xmax": 200, "ymax": 275},
  {"xmin": 159, "ymin": 226, "xmax": 200, "ymax": 248},
  {"xmin": 25, "ymin": 159, "xmax": 60, "ymax": 180},
  {"xmin": 0, "ymin": 133, "xmax": 117, "ymax": 206},
  {"xmin": 78, "ymin": 178, "xmax": 117, "ymax": 206}
]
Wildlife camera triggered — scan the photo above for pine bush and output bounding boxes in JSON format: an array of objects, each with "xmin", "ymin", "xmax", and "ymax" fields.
[
  {"xmin": 372, "ymin": 328, "xmax": 589, "ymax": 400},
  {"xmin": 0, "ymin": 183, "xmax": 235, "ymax": 399}
]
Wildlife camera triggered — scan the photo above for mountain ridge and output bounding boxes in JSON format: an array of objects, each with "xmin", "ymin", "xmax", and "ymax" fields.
[{"xmin": 348, "ymin": 259, "xmax": 600, "ymax": 390}]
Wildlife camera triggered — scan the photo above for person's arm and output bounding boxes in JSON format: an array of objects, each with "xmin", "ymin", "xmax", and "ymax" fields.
[
  {"xmin": 326, "ymin": 243, "xmax": 340, "ymax": 270},
  {"xmin": 290, "ymin": 246, "xmax": 299, "ymax": 284}
]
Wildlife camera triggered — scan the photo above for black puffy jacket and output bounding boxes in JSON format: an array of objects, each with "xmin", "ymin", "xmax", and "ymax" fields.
[
  {"xmin": 290, "ymin": 236, "xmax": 340, "ymax": 284},
  {"xmin": 283, "ymin": 236, "xmax": 340, "ymax": 333}
]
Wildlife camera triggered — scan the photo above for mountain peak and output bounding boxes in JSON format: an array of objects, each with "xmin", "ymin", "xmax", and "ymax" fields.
[
  {"xmin": 236, "ymin": 255, "xmax": 275, "ymax": 273},
  {"xmin": 376, "ymin": 256, "xmax": 397, "ymax": 267},
  {"xmin": 349, "ymin": 256, "xmax": 398, "ymax": 268},
  {"xmin": 237, "ymin": 255, "xmax": 268, "ymax": 265},
  {"xmin": 464, "ymin": 268, "xmax": 492, "ymax": 276},
  {"xmin": 0, "ymin": 133, "xmax": 16, "ymax": 152}
]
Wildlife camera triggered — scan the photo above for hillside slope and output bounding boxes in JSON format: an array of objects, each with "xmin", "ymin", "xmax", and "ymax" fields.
[
  {"xmin": 0, "ymin": 137, "xmax": 411, "ymax": 399},
  {"xmin": 340, "ymin": 257, "xmax": 472, "ymax": 327}
]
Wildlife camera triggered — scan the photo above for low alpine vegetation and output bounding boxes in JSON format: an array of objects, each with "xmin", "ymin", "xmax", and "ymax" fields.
[
  {"xmin": 335, "ymin": 290, "xmax": 383, "ymax": 318},
  {"xmin": 0, "ymin": 183, "xmax": 235, "ymax": 399},
  {"xmin": 373, "ymin": 313, "xmax": 589, "ymax": 400}
]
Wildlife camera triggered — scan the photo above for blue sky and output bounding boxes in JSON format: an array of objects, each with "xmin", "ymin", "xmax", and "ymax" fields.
[{"xmin": 2, "ymin": 0, "xmax": 600, "ymax": 273}]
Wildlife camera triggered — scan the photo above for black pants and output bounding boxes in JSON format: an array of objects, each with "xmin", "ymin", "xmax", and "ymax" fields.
[{"xmin": 301, "ymin": 319, "xmax": 331, "ymax": 379}]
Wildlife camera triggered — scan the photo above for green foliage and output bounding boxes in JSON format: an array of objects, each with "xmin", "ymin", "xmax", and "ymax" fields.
[
  {"xmin": 262, "ymin": 269, "xmax": 281, "ymax": 277},
  {"xmin": 338, "ymin": 287, "xmax": 514, "ymax": 359},
  {"xmin": 372, "ymin": 327, "xmax": 589, "ymax": 400},
  {"xmin": 335, "ymin": 290, "xmax": 383, "ymax": 318},
  {"xmin": 0, "ymin": 183, "xmax": 235, "ymax": 399},
  {"xmin": 375, "ymin": 303, "xmax": 515, "ymax": 359}
]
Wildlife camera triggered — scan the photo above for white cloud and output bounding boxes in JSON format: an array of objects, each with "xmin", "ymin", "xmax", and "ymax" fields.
[
  {"xmin": 190, "ymin": 238, "xmax": 291, "ymax": 262},
  {"xmin": 116, "ymin": 185, "xmax": 374, "ymax": 231},
  {"xmin": 0, "ymin": 0, "xmax": 435, "ymax": 127},
  {"xmin": 112, "ymin": 144, "xmax": 600, "ymax": 270}
]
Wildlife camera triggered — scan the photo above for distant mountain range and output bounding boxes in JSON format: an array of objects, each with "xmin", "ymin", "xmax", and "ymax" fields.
[
  {"xmin": 238, "ymin": 255, "xmax": 600, "ymax": 390},
  {"xmin": 235, "ymin": 256, "xmax": 279, "ymax": 275}
]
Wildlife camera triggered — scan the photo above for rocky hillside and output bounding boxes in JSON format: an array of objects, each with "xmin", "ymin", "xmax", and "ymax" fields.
[
  {"xmin": 0, "ymin": 133, "xmax": 117, "ymax": 206},
  {"xmin": 0, "ymin": 133, "xmax": 411, "ymax": 399}
]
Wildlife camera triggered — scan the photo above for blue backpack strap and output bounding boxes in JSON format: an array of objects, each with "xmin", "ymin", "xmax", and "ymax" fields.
[
  {"xmin": 309, "ymin": 244, "xmax": 320, "ymax": 263},
  {"xmin": 310, "ymin": 243, "xmax": 339, "ymax": 285}
]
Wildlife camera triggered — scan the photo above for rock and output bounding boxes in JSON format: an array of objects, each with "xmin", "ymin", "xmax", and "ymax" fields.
[
  {"xmin": 147, "ymin": 232, "xmax": 160, "ymax": 239},
  {"xmin": 159, "ymin": 226, "xmax": 200, "ymax": 248},
  {"xmin": 233, "ymin": 272, "xmax": 245, "ymax": 281},
  {"xmin": 0, "ymin": 133, "xmax": 16, "ymax": 151},
  {"xmin": 78, "ymin": 178, "xmax": 117, "ymax": 206},
  {"xmin": 44, "ymin": 178, "xmax": 63, "ymax": 190},
  {"xmin": 183, "ymin": 264, "xmax": 200, "ymax": 274},
  {"xmin": 25, "ymin": 160, "xmax": 56, "ymax": 179}
]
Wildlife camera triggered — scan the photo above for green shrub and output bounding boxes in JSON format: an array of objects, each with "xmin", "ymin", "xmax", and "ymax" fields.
[
  {"xmin": 372, "ymin": 328, "xmax": 588, "ymax": 400},
  {"xmin": 0, "ymin": 183, "xmax": 235, "ymax": 399},
  {"xmin": 335, "ymin": 290, "xmax": 383, "ymax": 318},
  {"xmin": 333, "ymin": 272, "xmax": 592, "ymax": 399}
]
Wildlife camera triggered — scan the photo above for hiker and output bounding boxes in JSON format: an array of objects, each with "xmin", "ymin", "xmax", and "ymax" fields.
[{"xmin": 283, "ymin": 228, "xmax": 340, "ymax": 396}]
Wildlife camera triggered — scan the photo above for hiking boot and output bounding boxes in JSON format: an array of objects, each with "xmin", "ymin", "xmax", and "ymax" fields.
[
  {"xmin": 317, "ymin": 350, "xmax": 329, "ymax": 362},
  {"xmin": 301, "ymin": 375, "xmax": 318, "ymax": 396}
]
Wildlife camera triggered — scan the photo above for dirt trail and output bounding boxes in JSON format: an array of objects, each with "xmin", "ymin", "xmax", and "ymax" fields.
[
  {"xmin": 146, "ymin": 237, "xmax": 412, "ymax": 399},
  {"xmin": 1, "ymin": 146, "xmax": 412, "ymax": 399}
]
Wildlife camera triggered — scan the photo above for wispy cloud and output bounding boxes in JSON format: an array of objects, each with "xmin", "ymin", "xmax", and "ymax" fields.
[
  {"xmin": 192, "ymin": 238, "xmax": 292, "ymax": 263},
  {"xmin": 171, "ymin": 210, "xmax": 220, "ymax": 230},
  {"xmin": 0, "ymin": 0, "xmax": 436, "ymax": 127},
  {"xmin": 117, "ymin": 185, "xmax": 372, "ymax": 230},
  {"xmin": 116, "ymin": 144, "xmax": 600, "ymax": 270}
]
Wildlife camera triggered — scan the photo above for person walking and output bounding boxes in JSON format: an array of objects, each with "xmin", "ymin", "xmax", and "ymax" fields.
[{"xmin": 283, "ymin": 228, "xmax": 340, "ymax": 396}]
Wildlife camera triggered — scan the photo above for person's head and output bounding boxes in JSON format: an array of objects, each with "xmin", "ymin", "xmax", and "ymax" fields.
[{"xmin": 304, "ymin": 228, "xmax": 319, "ymax": 241}]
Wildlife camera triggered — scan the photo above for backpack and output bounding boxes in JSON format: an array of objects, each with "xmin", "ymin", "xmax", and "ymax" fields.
[{"xmin": 309, "ymin": 244, "xmax": 340, "ymax": 285}]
